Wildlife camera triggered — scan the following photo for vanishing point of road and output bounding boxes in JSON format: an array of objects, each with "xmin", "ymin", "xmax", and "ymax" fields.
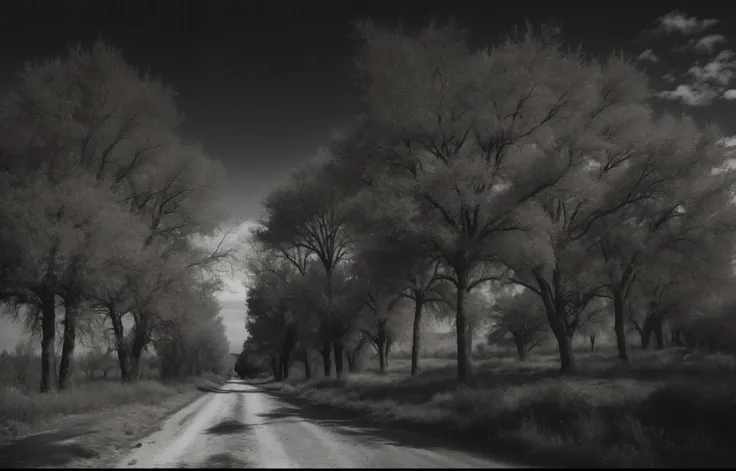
[{"xmin": 117, "ymin": 379, "xmax": 524, "ymax": 468}]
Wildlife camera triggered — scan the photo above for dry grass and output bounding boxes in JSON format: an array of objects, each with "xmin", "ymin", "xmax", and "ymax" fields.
[
  {"xmin": 0, "ymin": 375, "xmax": 225, "ymax": 468},
  {"xmin": 0, "ymin": 376, "xmax": 223, "ymax": 439},
  {"xmin": 265, "ymin": 348, "xmax": 736, "ymax": 468}
]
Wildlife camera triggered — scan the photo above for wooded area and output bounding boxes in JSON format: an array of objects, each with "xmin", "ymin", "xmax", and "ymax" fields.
[
  {"xmin": 0, "ymin": 42, "xmax": 234, "ymax": 393},
  {"xmin": 237, "ymin": 22, "xmax": 736, "ymax": 385}
]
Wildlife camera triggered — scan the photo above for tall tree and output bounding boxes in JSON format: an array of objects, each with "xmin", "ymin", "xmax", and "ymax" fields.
[
  {"xmin": 347, "ymin": 22, "xmax": 613, "ymax": 381},
  {"xmin": 255, "ymin": 154, "xmax": 356, "ymax": 377}
]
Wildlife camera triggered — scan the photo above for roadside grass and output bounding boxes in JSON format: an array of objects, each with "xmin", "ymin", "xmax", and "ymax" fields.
[
  {"xmin": 263, "ymin": 348, "xmax": 736, "ymax": 468},
  {"xmin": 0, "ymin": 375, "xmax": 224, "ymax": 439}
]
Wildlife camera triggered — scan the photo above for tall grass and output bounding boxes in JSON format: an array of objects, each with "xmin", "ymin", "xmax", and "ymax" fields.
[
  {"xmin": 268, "ymin": 349, "xmax": 736, "ymax": 467},
  {"xmin": 0, "ymin": 374, "xmax": 225, "ymax": 439}
]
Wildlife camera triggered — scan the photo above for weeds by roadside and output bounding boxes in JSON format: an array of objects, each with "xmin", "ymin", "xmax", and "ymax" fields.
[
  {"xmin": 261, "ymin": 349, "xmax": 736, "ymax": 468},
  {"xmin": 0, "ymin": 376, "xmax": 224, "ymax": 439}
]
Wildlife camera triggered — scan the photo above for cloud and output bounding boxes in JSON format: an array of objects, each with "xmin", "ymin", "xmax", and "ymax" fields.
[
  {"xmin": 672, "ymin": 34, "xmax": 728, "ymax": 53},
  {"xmin": 723, "ymin": 89, "xmax": 736, "ymax": 99},
  {"xmin": 657, "ymin": 84, "xmax": 721, "ymax": 106},
  {"xmin": 721, "ymin": 136, "xmax": 736, "ymax": 147},
  {"xmin": 663, "ymin": 72, "xmax": 677, "ymax": 83},
  {"xmin": 657, "ymin": 50, "xmax": 736, "ymax": 106},
  {"xmin": 638, "ymin": 49, "xmax": 659, "ymax": 63},
  {"xmin": 692, "ymin": 34, "xmax": 727, "ymax": 53},
  {"xmin": 687, "ymin": 51, "xmax": 736, "ymax": 85},
  {"xmin": 651, "ymin": 11, "xmax": 719, "ymax": 36}
]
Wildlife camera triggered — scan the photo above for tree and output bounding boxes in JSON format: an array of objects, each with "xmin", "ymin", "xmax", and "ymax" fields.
[
  {"xmin": 350, "ymin": 255, "xmax": 405, "ymax": 374},
  {"xmin": 488, "ymin": 288, "xmax": 548, "ymax": 360},
  {"xmin": 244, "ymin": 255, "xmax": 302, "ymax": 380},
  {"xmin": 255, "ymin": 154, "xmax": 357, "ymax": 377},
  {"xmin": 54, "ymin": 177, "xmax": 147, "ymax": 389},
  {"xmin": 485, "ymin": 38, "xmax": 722, "ymax": 373},
  {"xmin": 589, "ymin": 115, "xmax": 736, "ymax": 362},
  {"xmin": 255, "ymin": 156, "xmax": 351, "ymax": 375},
  {"xmin": 12, "ymin": 339, "xmax": 35, "ymax": 387},
  {"xmin": 0, "ymin": 39, "xmax": 232, "ymax": 388},
  {"xmin": 347, "ymin": 22, "xmax": 607, "ymax": 381},
  {"xmin": 0, "ymin": 173, "xmax": 146, "ymax": 390},
  {"xmin": 235, "ymin": 341, "xmax": 264, "ymax": 379},
  {"xmin": 353, "ymin": 232, "xmax": 451, "ymax": 376},
  {"xmin": 576, "ymin": 297, "xmax": 612, "ymax": 352},
  {"xmin": 154, "ymin": 281, "xmax": 230, "ymax": 380}
]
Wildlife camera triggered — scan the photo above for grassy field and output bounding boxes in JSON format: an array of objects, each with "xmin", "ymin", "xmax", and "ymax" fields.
[{"xmin": 260, "ymin": 347, "xmax": 736, "ymax": 468}]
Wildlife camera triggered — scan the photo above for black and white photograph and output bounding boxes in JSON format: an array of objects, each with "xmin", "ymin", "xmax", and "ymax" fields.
[{"xmin": 0, "ymin": 1, "xmax": 735, "ymax": 468}]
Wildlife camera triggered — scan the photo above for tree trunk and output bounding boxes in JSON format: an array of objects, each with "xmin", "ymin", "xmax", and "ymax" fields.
[
  {"xmin": 411, "ymin": 299, "xmax": 423, "ymax": 376},
  {"xmin": 128, "ymin": 354, "xmax": 140, "ymax": 381},
  {"xmin": 40, "ymin": 293, "xmax": 57, "ymax": 393},
  {"xmin": 270, "ymin": 354, "xmax": 283, "ymax": 380},
  {"xmin": 303, "ymin": 348, "xmax": 311, "ymax": 380},
  {"xmin": 455, "ymin": 274, "xmax": 472, "ymax": 383},
  {"xmin": 385, "ymin": 333, "xmax": 392, "ymax": 370},
  {"xmin": 129, "ymin": 328, "xmax": 147, "ymax": 381},
  {"xmin": 543, "ymin": 286, "xmax": 577, "ymax": 375},
  {"xmin": 58, "ymin": 305, "xmax": 78, "ymax": 390},
  {"xmin": 641, "ymin": 315, "xmax": 654, "ymax": 350},
  {"xmin": 321, "ymin": 320, "xmax": 332, "ymax": 377},
  {"xmin": 108, "ymin": 310, "xmax": 131, "ymax": 380},
  {"xmin": 282, "ymin": 355, "xmax": 290, "ymax": 379},
  {"xmin": 653, "ymin": 316, "xmax": 665, "ymax": 350},
  {"xmin": 281, "ymin": 340, "xmax": 293, "ymax": 380},
  {"xmin": 613, "ymin": 290, "xmax": 629, "ymax": 362},
  {"xmin": 590, "ymin": 334, "xmax": 596, "ymax": 353},
  {"xmin": 333, "ymin": 339, "xmax": 344, "ymax": 378},
  {"xmin": 555, "ymin": 330, "xmax": 576, "ymax": 375},
  {"xmin": 465, "ymin": 321, "xmax": 473, "ymax": 363},
  {"xmin": 377, "ymin": 336, "xmax": 387, "ymax": 374},
  {"xmin": 346, "ymin": 353, "xmax": 355, "ymax": 373},
  {"xmin": 514, "ymin": 333, "xmax": 528, "ymax": 361},
  {"xmin": 117, "ymin": 347, "xmax": 131, "ymax": 381},
  {"xmin": 672, "ymin": 328, "xmax": 683, "ymax": 346},
  {"xmin": 320, "ymin": 343, "xmax": 331, "ymax": 377}
]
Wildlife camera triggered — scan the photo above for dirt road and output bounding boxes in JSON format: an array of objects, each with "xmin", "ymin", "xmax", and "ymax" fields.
[{"xmin": 117, "ymin": 379, "xmax": 523, "ymax": 468}]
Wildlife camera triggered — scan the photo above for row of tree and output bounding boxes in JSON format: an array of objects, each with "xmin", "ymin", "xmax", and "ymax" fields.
[
  {"xmin": 241, "ymin": 21, "xmax": 736, "ymax": 383},
  {"xmin": 0, "ymin": 41, "xmax": 234, "ymax": 392}
]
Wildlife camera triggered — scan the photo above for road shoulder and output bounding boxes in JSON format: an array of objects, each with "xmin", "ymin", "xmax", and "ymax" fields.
[{"xmin": 0, "ymin": 389, "xmax": 205, "ymax": 468}]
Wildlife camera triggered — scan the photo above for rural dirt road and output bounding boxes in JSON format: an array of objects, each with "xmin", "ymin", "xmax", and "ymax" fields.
[{"xmin": 117, "ymin": 379, "xmax": 523, "ymax": 468}]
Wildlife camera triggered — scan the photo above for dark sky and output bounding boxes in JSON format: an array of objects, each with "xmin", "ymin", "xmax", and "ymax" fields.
[{"xmin": 2, "ymin": 1, "xmax": 735, "ymax": 221}]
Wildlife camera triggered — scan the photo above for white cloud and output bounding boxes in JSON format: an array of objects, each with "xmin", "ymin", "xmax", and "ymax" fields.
[
  {"xmin": 714, "ymin": 50, "xmax": 736, "ymax": 62},
  {"xmin": 658, "ymin": 49, "xmax": 736, "ymax": 106},
  {"xmin": 720, "ymin": 136, "xmax": 736, "ymax": 147},
  {"xmin": 692, "ymin": 34, "xmax": 727, "ymax": 53},
  {"xmin": 722, "ymin": 89, "xmax": 736, "ymax": 99},
  {"xmin": 657, "ymin": 84, "xmax": 720, "ymax": 106},
  {"xmin": 663, "ymin": 72, "xmax": 677, "ymax": 83},
  {"xmin": 653, "ymin": 11, "xmax": 719, "ymax": 36},
  {"xmin": 638, "ymin": 49, "xmax": 659, "ymax": 63},
  {"xmin": 687, "ymin": 53, "xmax": 736, "ymax": 86}
]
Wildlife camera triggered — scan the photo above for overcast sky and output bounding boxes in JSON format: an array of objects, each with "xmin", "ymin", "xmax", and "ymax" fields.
[{"xmin": 2, "ymin": 1, "xmax": 736, "ymax": 353}]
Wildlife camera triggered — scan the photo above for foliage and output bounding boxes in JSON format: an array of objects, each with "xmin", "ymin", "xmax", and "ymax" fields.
[{"xmin": 0, "ymin": 39, "xmax": 232, "ymax": 391}]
